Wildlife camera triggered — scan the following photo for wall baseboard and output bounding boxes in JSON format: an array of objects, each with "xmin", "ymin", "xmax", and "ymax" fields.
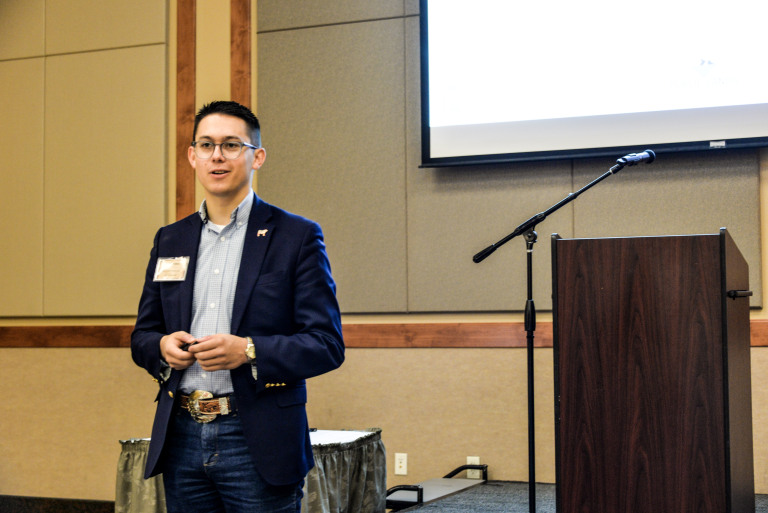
[{"xmin": 0, "ymin": 495, "xmax": 114, "ymax": 513}]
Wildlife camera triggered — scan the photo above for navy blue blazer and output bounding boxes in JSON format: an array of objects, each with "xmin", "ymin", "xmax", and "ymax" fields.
[{"xmin": 131, "ymin": 193, "xmax": 345, "ymax": 485}]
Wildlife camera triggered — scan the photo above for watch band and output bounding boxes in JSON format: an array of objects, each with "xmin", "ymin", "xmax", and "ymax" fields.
[{"xmin": 245, "ymin": 336, "xmax": 256, "ymax": 361}]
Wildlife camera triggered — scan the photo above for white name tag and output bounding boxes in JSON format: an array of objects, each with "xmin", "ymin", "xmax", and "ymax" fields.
[{"xmin": 153, "ymin": 257, "xmax": 190, "ymax": 282}]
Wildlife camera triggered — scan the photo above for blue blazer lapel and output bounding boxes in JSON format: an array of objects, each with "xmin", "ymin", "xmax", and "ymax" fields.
[
  {"xmin": 178, "ymin": 214, "xmax": 203, "ymax": 332},
  {"xmin": 231, "ymin": 196, "xmax": 274, "ymax": 334}
]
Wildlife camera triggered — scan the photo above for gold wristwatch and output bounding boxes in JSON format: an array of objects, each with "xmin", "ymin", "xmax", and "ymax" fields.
[{"xmin": 245, "ymin": 336, "xmax": 256, "ymax": 361}]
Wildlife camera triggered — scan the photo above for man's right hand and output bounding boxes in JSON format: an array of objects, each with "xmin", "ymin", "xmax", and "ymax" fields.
[{"xmin": 160, "ymin": 332, "xmax": 197, "ymax": 370}]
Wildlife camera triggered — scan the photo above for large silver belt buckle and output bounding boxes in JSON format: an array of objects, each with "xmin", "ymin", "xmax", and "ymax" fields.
[{"xmin": 188, "ymin": 390, "xmax": 216, "ymax": 424}]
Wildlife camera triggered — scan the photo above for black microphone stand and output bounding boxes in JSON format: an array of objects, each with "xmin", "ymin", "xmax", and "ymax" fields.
[{"xmin": 473, "ymin": 157, "xmax": 635, "ymax": 513}]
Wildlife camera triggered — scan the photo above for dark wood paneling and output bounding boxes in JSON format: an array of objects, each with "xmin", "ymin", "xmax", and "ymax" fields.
[
  {"xmin": 0, "ymin": 496, "xmax": 113, "ymax": 513},
  {"xmin": 342, "ymin": 322, "xmax": 552, "ymax": 348},
  {"xmin": 0, "ymin": 323, "xmax": 542, "ymax": 348},
  {"xmin": 230, "ymin": 0, "xmax": 251, "ymax": 107},
  {"xmin": 176, "ymin": 0, "xmax": 252, "ymax": 220},
  {"xmin": 553, "ymin": 234, "xmax": 752, "ymax": 513},
  {"xmin": 1, "ymin": 320, "xmax": 767, "ymax": 348},
  {"xmin": 722, "ymin": 229, "xmax": 757, "ymax": 513},
  {"xmin": 175, "ymin": 0, "xmax": 196, "ymax": 221},
  {"xmin": 0, "ymin": 326, "xmax": 133, "ymax": 348},
  {"xmin": 750, "ymin": 319, "xmax": 768, "ymax": 346}
]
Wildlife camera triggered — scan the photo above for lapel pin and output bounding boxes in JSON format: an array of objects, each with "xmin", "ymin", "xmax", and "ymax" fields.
[{"xmin": 257, "ymin": 229, "xmax": 268, "ymax": 237}]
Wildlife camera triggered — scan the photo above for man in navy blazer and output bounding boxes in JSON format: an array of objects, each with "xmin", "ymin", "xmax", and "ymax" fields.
[{"xmin": 132, "ymin": 101, "xmax": 344, "ymax": 512}]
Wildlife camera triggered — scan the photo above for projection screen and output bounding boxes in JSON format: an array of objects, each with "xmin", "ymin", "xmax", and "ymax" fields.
[{"xmin": 420, "ymin": 0, "xmax": 768, "ymax": 166}]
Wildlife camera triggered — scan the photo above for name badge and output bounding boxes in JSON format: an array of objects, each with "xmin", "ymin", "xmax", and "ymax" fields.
[{"xmin": 154, "ymin": 257, "xmax": 190, "ymax": 282}]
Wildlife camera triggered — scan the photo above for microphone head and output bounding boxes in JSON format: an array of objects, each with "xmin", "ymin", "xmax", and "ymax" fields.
[{"xmin": 616, "ymin": 149, "xmax": 657, "ymax": 166}]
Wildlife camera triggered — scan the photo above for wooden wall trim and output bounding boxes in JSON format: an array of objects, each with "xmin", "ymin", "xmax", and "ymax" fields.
[
  {"xmin": 0, "ymin": 326, "xmax": 134, "ymax": 348},
  {"xmin": 175, "ymin": 0, "xmax": 252, "ymax": 221},
  {"xmin": 341, "ymin": 322, "xmax": 553, "ymax": 348},
  {"xmin": 175, "ymin": 0, "xmax": 196, "ymax": 220},
  {"xmin": 230, "ymin": 0, "xmax": 251, "ymax": 107},
  {"xmin": 751, "ymin": 319, "xmax": 768, "ymax": 346},
  {"xmin": 2, "ymin": 320, "xmax": 768, "ymax": 348}
]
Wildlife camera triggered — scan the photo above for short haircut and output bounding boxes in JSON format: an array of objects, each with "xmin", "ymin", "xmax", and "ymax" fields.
[{"xmin": 192, "ymin": 101, "xmax": 261, "ymax": 147}]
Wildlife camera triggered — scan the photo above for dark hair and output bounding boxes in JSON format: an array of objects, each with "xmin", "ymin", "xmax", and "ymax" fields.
[{"xmin": 192, "ymin": 101, "xmax": 261, "ymax": 147}]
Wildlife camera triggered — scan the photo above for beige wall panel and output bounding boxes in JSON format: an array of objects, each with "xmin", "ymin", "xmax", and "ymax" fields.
[
  {"xmin": 404, "ymin": 15, "xmax": 420, "ymax": 166},
  {"xmin": 257, "ymin": 19, "xmax": 408, "ymax": 312},
  {"xmin": 407, "ymin": 163, "xmax": 574, "ymax": 312},
  {"xmin": 166, "ymin": 0, "xmax": 177, "ymax": 222},
  {"xmin": 194, "ymin": 0, "xmax": 232, "ymax": 208},
  {"xmin": 0, "ymin": 0, "xmax": 45, "ymax": 60},
  {"xmin": 44, "ymin": 45, "xmax": 166, "ymax": 316},
  {"xmin": 195, "ymin": 0, "xmax": 231, "ymax": 103},
  {"xmin": 405, "ymin": 0, "xmax": 419, "ymax": 16},
  {"xmin": 0, "ymin": 59, "xmax": 45, "ymax": 316},
  {"xmin": 572, "ymin": 149, "xmax": 762, "ymax": 306},
  {"xmin": 3, "ymin": 346, "xmax": 768, "ymax": 501},
  {"xmin": 0, "ymin": 348, "xmax": 158, "ymax": 500},
  {"xmin": 752, "ymin": 348, "xmax": 768, "ymax": 492},
  {"xmin": 307, "ymin": 347, "xmax": 768, "ymax": 493},
  {"xmin": 307, "ymin": 347, "xmax": 556, "ymax": 487},
  {"xmin": 258, "ymin": 0, "xmax": 406, "ymax": 32},
  {"xmin": 46, "ymin": 0, "xmax": 166, "ymax": 54}
]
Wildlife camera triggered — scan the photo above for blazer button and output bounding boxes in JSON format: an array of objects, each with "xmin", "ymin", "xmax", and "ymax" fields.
[{"xmin": 168, "ymin": 391, "xmax": 174, "ymax": 399}]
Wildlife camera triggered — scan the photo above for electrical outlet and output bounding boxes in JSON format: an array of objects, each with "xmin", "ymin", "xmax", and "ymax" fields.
[
  {"xmin": 395, "ymin": 453, "xmax": 408, "ymax": 475},
  {"xmin": 467, "ymin": 456, "xmax": 481, "ymax": 479}
]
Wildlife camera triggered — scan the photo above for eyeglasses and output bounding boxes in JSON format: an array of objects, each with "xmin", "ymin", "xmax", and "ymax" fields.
[{"xmin": 191, "ymin": 139, "xmax": 260, "ymax": 160}]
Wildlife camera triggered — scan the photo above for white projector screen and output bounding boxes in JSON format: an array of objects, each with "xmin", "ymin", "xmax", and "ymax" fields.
[{"xmin": 420, "ymin": 0, "xmax": 768, "ymax": 166}]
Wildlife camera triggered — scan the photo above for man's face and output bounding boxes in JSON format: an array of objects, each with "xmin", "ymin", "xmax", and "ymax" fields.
[{"xmin": 188, "ymin": 113, "xmax": 266, "ymax": 203}]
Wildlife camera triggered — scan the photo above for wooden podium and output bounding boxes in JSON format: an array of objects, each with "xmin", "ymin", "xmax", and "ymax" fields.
[{"xmin": 552, "ymin": 229, "xmax": 754, "ymax": 513}]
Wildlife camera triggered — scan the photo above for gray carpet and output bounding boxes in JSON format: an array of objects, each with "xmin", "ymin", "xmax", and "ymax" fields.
[{"xmin": 400, "ymin": 482, "xmax": 768, "ymax": 512}]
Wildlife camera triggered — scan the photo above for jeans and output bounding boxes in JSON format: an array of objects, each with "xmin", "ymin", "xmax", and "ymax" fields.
[{"xmin": 162, "ymin": 410, "xmax": 303, "ymax": 513}]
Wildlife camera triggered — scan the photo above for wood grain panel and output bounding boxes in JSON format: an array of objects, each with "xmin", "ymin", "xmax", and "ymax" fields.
[
  {"xmin": 341, "ymin": 322, "xmax": 552, "ymax": 348},
  {"xmin": 2, "ymin": 320, "xmax": 767, "ymax": 348},
  {"xmin": 230, "ymin": 0, "xmax": 251, "ymax": 107},
  {"xmin": 0, "ymin": 326, "xmax": 134, "ymax": 348},
  {"xmin": 750, "ymin": 319, "xmax": 768, "ymax": 346},
  {"xmin": 554, "ymin": 235, "xmax": 731, "ymax": 513},
  {"xmin": 722, "ymin": 229, "xmax": 757, "ymax": 512},
  {"xmin": 175, "ymin": 0, "xmax": 196, "ymax": 220}
]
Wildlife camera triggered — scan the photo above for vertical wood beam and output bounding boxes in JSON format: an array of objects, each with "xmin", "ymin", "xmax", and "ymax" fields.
[
  {"xmin": 176, "ymin": 0, "xmax": 252, "ymax": 220},
  {"xmin": 230, "ymin": 0, "xmax": 251, "ymax": 108},
  {"xmin": 176, "ymin": 0, "xmax": 197, "ymax": 220}
]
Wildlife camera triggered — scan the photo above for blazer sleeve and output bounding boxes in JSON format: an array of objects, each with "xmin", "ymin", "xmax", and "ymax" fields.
[{"xmin": 131, "ymin": 228, "xmax": 168, "ymax": 381}]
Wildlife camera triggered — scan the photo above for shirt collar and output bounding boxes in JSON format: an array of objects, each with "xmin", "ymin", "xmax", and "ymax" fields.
[{"xmin": 198, "ymin": 191, "xmax": 254, "ymax": 226}]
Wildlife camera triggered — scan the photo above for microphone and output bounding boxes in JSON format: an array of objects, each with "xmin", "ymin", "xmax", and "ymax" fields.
[
  {"xmin": 473, "ymin": 244, "xmax": 497, "ymax": 263},
  {"xmin": 616, "ymin": 149, "xmax": 656, "ymax": 166}
]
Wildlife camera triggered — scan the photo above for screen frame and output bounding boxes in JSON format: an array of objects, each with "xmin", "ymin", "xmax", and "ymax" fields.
[{"xmin": 419, "ymin": 0, "xmax": 768, "ymax": 168}]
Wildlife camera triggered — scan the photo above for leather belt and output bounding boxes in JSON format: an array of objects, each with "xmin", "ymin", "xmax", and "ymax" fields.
[{"xmin": 180, "ymin": 391, "xmax": 237, "ymax": 423}]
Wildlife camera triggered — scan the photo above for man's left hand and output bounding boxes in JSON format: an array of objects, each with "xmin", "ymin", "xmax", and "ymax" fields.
[{"xmin": 187, "ymin": 334, "xmax": 249, "ymax": 371}]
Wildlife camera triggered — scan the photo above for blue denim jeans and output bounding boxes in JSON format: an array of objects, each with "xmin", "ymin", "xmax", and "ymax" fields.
[{"xmin": 162, "ymin": 410, "xmax": 303, "ymax": 513}]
